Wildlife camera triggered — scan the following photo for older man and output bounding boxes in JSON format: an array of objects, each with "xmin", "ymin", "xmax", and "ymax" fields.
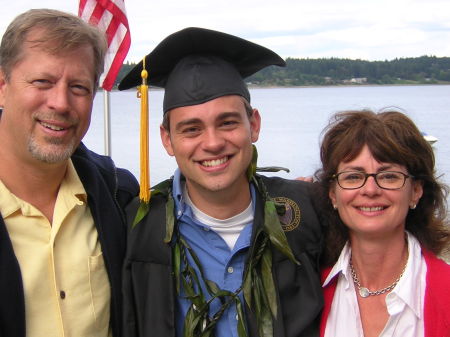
[{"xmin": 0, "ymin": 9, "xmax": 138, "ymax": 336}]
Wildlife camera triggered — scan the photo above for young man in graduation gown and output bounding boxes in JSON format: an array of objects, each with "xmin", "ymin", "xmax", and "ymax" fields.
[{"xmin": 120, "ymin": 27, "xmax": 323, "ymax": 337}]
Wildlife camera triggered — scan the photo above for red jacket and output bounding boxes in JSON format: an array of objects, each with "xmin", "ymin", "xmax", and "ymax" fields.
[{"xmin": 320, "ymin": 249, "xmax": 450, "ymax": 337}]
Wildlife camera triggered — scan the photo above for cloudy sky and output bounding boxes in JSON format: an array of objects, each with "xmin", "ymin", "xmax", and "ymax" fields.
[{"xmin": 1, "ymin": 0, "xmax": 449, "ymax": 62}]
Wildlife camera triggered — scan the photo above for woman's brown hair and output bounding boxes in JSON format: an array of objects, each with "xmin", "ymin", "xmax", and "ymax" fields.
[{"xmin": 315, "ymin": 109, "xmax": 449, "ymax": 266}]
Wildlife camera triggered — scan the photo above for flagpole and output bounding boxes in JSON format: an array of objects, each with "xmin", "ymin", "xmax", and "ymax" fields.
[{"xmin": 103, "ymin": 90, "xmax": 112, "ymax": 156}]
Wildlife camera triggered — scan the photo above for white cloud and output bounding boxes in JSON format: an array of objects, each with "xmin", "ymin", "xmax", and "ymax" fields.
[{"xmin": 1, "ymin": 0, "xmax": 449, "ymax": 62}]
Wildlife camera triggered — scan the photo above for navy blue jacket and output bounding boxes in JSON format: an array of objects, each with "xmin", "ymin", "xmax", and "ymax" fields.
[{"xmin": 0, "ymin": 143, "xmax": 139, "ymax": 337}]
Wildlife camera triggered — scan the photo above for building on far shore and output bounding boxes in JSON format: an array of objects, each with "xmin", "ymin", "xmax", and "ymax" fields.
[{"xmin": 342, "ymin": 77, "xmax": 367, "ymax": 84}]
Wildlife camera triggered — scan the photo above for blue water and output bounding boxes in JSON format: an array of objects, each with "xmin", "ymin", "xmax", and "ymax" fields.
[{"xmin": 83, "ymin": 85, "xmax": 450, "ymax": 186}]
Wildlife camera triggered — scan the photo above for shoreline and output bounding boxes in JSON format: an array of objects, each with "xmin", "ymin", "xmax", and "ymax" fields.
[
  {"xmin": 108, "ymin": 82, "xmax": 450, "ymax": 92},
  {"xmin": 247, "ymin": 82, "xmax": 450, "ymax": 89}
]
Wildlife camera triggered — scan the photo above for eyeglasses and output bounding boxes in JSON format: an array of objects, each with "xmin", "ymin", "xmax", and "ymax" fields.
[{"xmin": 332, "ymin": 171, "xmax": 413, "ymax": 190}]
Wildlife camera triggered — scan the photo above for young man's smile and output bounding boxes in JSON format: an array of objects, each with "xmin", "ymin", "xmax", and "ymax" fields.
[{"xmin": 161, "ymin": 95, "xmax": 260, "ymax": 205}]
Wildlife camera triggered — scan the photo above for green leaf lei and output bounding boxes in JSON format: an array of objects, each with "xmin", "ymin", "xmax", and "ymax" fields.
[{"xmin": 133, "ymin": 146, "xmax": 299, "ymax": 336}]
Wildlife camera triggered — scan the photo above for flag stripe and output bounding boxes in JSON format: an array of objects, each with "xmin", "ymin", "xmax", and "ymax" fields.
[
  {"xmin": 79, "ymin": 0, "xmax": 130, "ymax": 91},
  {"xmin": 104, "ymin": 13, "xmax": 120, "ymax": 45},
  {"xmin": 99, "ymin": 0, "xmax": 129, "ymax": 25},
  {"xmin": 78, "ymin": 0, "xmax": 87, "ymax": 15},
  {"xmin": 101, "ymin": 25, "xmax": 130, "ymax": 90}
]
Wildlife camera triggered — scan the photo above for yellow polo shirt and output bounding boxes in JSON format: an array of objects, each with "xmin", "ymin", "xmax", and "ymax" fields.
[{"xmin": 0, "ymin": 160, "xmax": 112, "ymax": 337}]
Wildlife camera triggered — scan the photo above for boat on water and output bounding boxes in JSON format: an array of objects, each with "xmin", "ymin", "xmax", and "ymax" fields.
[{"xmin": 421, "ymin": 132, "xmax": 438, "ymax": 145}]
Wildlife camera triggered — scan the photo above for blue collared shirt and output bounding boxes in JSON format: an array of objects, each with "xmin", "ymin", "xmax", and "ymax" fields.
[{"xmin": 172, "ymin": 169, "xmax": 255, "ymax": 337}]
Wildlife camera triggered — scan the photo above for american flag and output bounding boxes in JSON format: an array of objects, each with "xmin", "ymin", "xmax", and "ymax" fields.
[{"xmin": 78, "ymin": 0, "xmax": 131, "ymax": 91}]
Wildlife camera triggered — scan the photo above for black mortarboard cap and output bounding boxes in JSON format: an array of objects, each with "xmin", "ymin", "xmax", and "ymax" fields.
[{"xmin": 118, "ymin": 27, "xmax": 286, "ymax": 113}]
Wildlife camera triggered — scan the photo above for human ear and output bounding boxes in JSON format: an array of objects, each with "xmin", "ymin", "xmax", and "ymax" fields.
[
  {"xmin": 160, "ymin": 124, "xmax": 175, "ymax": 156},
  {"xmin": 329, "ymin": 187, "xmax": 337, "ymax": 208},
  {"xmin": 250, "ymin": 108, "xmax": 261, "ymax": 142},
  {"xmin": 410, "ymin": 180, "xmax": 424, "ymax": 208}
]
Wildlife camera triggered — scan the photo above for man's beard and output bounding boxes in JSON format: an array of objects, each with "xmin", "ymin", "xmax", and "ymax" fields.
[{"xmin": 28, "ymin": 135, "xmax": 77, "ymax": 164}]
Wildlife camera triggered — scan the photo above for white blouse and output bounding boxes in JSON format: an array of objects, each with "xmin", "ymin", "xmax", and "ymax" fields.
[{"xmin": 322, "ymin": 232, "xmax": 427, "ymax": 337}]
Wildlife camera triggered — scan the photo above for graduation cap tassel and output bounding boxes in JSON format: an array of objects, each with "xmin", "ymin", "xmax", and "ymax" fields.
[{"xmin": 138, "ymin": 57, "xmax": 150, "ymax": 203}]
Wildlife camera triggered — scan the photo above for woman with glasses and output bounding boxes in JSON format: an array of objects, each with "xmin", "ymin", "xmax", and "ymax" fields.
[{"xmin": 315, "ymin": 110, "xmax": 449, "ymax": 337}]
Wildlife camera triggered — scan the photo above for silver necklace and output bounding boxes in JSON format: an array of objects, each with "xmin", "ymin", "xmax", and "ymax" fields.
[{"xmin": 349, "ymin": 254, "xmax": 408, "ymax": 298}]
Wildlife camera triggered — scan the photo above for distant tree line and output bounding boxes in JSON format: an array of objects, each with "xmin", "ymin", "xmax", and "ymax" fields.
[{"xmin": 115, "ymin": 55, "xmax": 450, "ymax": 88}]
